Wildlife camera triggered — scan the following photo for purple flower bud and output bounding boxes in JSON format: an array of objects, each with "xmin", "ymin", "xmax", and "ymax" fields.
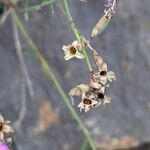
[
  {"xmin": 104, "ymin": 0, "xmax": 116, "ymax": 19},
  {"xmin": 104, "ymin": 0, "xmax": 113, "ymax": 8},
  {"xmin": 0, "ymin": 144, "xmax": 9, "ymax": 150}
]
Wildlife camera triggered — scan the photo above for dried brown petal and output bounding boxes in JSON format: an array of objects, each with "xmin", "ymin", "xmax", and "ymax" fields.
[{"xmin": 69, "ymin": 84, "xmax": 89, "ymax": 96}]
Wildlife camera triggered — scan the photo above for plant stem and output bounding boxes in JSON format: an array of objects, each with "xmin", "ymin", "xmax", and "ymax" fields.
[
  {"xmin": 11, "ymin": 9, "xmax": 96, "ymax": 150},
  {"xmin": 81, "ymin": 139, "xmax": 89, "ymax": 150},
  {"xmin": 63, "ymin": 0, "xmax": 93, "ymax": 71},
  {"xmin": 12, "ymin": 16, "xmax": 34, "ymax": 99},
  {"xmin": 22, "ymin": 0, "xmax": 56, "ymax": 12}
]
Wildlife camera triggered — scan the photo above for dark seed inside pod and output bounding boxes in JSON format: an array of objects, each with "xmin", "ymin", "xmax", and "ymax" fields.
[
  {"xmin": 83, "ymin": 98, "xmax": 92, "ymax": 105},
  {"xmin": 100, "ymin": 71, "xmax": 107, "ymax": 76},
  {"xmin": 69, "ymin": 46, "xmax": 77, "ymax": 54},
  {"xmin": 0, "ymin": 122, "xmax": 3, "ymax": 131},
  {"xmin": 97, "ymin": 92, "xmax": 104, "ymax": 99}
]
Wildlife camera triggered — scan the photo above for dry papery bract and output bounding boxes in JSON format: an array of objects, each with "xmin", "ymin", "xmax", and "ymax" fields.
[
  {"xmin": 69, "ymin": 44, "xmax": 116, "ymax": 112},
  {"xmin": 0, "ymin": 114, "xmax": 13, "ymax": 144}
]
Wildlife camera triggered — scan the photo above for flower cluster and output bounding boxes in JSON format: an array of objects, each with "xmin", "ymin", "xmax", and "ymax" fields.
[
  {"xmin": 69, "ymin": 46, "xmax": 116, "ymax": 112},
  {"xmin": 62, "ymin": 0, "xmax": 117, "ymax": 112},
  {"xmin": 0, "ymin": 115, "xmax": 13, "ymax": 144}
]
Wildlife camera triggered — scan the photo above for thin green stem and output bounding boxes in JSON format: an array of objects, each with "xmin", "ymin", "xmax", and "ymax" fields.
[
  {"xmin": 63, "ymin": 0, "xmax": 93, "ymax": 71},
  {"xmin": 11, "ymin": 9, "xmax": 96, "ymax": 150},
  {"xmin": 24, "ymin": 0, "xmax": 29, "ymax": 20},
  {"xmin": 21, "ymin": 0, "xmax": 56, "ymax": 12},
  {"xmin": 81, "ymin": 139, "xmax": 89, "ymax": 150}
]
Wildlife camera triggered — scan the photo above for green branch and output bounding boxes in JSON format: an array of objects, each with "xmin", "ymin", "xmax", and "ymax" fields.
[
  {"xmin": 22, "ymin": 0, "xmax": 56, "ymax": 12},
  {"xmin": 11, "ymin": 9, "xmax": 96, "ymax": 150}
]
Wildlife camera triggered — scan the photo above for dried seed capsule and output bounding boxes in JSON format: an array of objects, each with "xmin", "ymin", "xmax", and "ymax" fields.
[
  {"xmin": 91, "ymin": 0, "xmax": 116, "ymax": 38},
  {"xmin": 91, "ymin": 16, "xmax": 110, "ymax": 38}
]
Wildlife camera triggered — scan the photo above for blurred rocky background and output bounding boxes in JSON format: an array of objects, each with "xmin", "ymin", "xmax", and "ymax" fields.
[{"xmin": 0, "ymin": 0, "xmax": 150, "ymax": 149}]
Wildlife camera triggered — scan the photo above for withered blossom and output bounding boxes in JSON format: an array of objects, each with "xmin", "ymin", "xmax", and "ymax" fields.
[
  {"xmin": 0, "ymin": 115, "xmax": 13, "ymax": 142},
  {"xmin": 98, "ymin": 62, "xmax": 116, "ymax": 83},
  {"xmin": 91, "ymin": 63, "xmax": 116, "ymax": 87},
  {"xmin": 68, "ymin": 36, "xmax": 116, "ymax": 112},
  {"xmin": 92, "ymin": 51, "xmax": 116, "ymax": 84},
  {"xmin": 91, "ymin": 0, "xmax": 116, "ymax": 38},
  {"xmin": 62, "ymin": 40, "xmax": 84, "ymax": 61},
  {"xmin": 69, "ymin": 48, "xmax": 115, "ymax": 112},
  {"xmin": 95, "ymin": 87, "xmax": 111, "ymax": 107},
  {"xmin": 69, "ymin": 84, "xmax": 89, "ymax": 105},
  {"xmin": 78, "ymin": 92, "xmax": 98, "ymax": 112}
]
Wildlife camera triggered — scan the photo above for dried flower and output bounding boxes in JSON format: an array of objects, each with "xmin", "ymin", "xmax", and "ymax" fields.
[
  {"xmin": 68, "ymin": 40, "xmax": 116, "ymax": 112},
  {"xmin": 62, "ymin": 40, "xmax": 84, "ymax": 61},
  {"xmin": 97, "ymin": 62, "xmax": 116, "ymax": 83},
  {"xmin": 0, "ymin": 115, "xmax": 13, "ymax": 142},
  {"xmin": 96, "ymin": 87, "xmax": 111, "ymax": 107},
  {"xmin": 91, "ymin": 0, "xmax": 116, "ymax": 38},
  {"xmin": 69, "ymin": 84, "xmax": 89, "ymax": 105},
  {"xmin": 78, "ymin": 92, "xmax": 98, "ymax": 112},
  {"xmin": 92, "ymin": 51, "xmax": 116, "ymax": 85}
]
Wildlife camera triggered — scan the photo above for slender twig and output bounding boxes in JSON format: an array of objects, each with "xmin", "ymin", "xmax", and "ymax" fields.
[
  {"xmin": 13, "ymin": 81, "xmax": 26, "ymax": 130},
  {"xmin": 24, "ymin": 0, "xmax": 29, "ymax": 21},
  {"xmin": 12, "ymin": 15, "xmax": 35, "ymax": 99},
  {"xmin": 0, "ymin": 8, "xmax": 11, "ymax": 25},
  {"xmin": 63, "ymin": 0, "xmax": 93, "ymax": 71},
  {"xmin": 21, "ymin": 0, "xmax": 56, "ymax": 12},
  {"xmin": 81, "ymin": 139, "xmax": 89, "ymax": 150},
  {"xmin": 11, "ymin": 9, "xmax": 96, "ymax": 150}
]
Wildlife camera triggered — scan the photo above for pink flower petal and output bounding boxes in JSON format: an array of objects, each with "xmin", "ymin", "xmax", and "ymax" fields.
[{"xmin": 0, "ymin": 144, "xmax": 9, "ymax": 150}]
